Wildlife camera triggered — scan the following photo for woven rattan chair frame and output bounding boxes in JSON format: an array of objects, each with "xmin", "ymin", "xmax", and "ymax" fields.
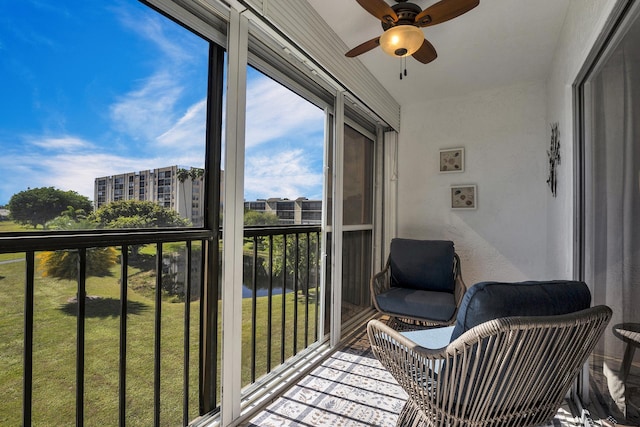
[
  {"xmin": 367, "ymin": 305, "xmax": 612, "ymax": 427},
  {"xmin": 370, "ymin": 253, "xmax": 466, "ymax": 329}
]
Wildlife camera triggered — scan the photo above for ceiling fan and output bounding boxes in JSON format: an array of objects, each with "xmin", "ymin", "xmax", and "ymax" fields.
[{"xmin": 345, "ymin": 0, "xmax": 480, "ymax": 64}]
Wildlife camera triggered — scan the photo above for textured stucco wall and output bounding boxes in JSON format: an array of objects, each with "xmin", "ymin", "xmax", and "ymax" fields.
[
  {"xmin": 397, "ymin": 81, "xmax": 548, "ymax": 286},
  {"xmin": 396, "ymin": 1, "xmax": 621, "ymax": 286},
  {"xmin": 545, "ymin": 0, "xmax": 618, "ymax": 278}
]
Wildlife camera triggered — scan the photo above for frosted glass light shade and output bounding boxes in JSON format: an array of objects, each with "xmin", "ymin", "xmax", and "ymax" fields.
[{"xmin": 379, "ymin": 25, "xmax": 424, "ymax": 57}]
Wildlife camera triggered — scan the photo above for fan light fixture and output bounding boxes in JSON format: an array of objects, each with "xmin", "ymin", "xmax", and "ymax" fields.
[{"xmin": 379, "ymin": 25, "xmax": 423, "ymax": 57}]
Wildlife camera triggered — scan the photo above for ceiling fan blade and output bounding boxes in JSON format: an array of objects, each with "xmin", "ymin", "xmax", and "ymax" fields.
[
  {"xmin": 412, "ymin": 39, "xmax": 438, "ymax": 64},
  {"xmin": 415, "ymin": 0, "xmax": 479, "ymax": 27},
  {"xmin": 355, "ymin": 0, "xmax": 398, "ymax": 24},
  {"xmin": 345, "ymin": 37, "xmax": 381, "ymax": 57}
]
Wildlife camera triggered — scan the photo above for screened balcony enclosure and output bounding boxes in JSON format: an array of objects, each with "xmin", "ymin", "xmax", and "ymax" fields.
[{"xmin": 2, "ymin": 0, "xmax": 640, "ymax": 426}]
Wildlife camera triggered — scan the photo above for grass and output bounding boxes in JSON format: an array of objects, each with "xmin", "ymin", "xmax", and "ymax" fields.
[
  {"xmin": 0, "ymin": 241, "xmax": 317, "ymax": 426},
  {"xmin": 0, "ymin": 221, "xmax": 29, "ymax": 262},
  {"xmin": 0, "ymin": 219, "xmax": 41, "ymax": 234}
]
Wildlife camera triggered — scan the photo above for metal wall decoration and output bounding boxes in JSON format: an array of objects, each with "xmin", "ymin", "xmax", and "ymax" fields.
[{"xmin": 547, "ymin": 122, "xmax": 560, "ymax": 197}]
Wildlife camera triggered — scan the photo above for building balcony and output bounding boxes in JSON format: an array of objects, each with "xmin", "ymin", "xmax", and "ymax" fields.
[
  {"xmin": 0, "ymin": 224, "xmax": 372, "ymax": 426},
  {"xmin": 1, "ymin": 225, "xmax": 635, "ymax": 426}
]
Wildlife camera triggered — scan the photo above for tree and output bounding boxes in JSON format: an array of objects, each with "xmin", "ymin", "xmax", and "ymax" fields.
[
  {"xmin": 45, "ymin": 206, "xmax": 94, "ymax": 230},
  {"xmin": 176, "ymin": 168, "xmax": 191, "ymax": 183},
  {"xmin": 90, "ymin": 200, "xmax": 191, "ymax": 258},
  {"xmin": 8, "ymin": 187, "xmax": 92, "ymax": 229},
  {"xmin": 270, "ymin": 233, "xmax": 319, "ymax": 297},
  {"xmin": 189, "ymin": 167, "xmax": 204, "ymax": 180},
  {"xmin": 244, "ymin": 210, "xmax": 279, "ymax": 226},
  {"xmin": 38, "ymin": 247, "xmax": 117, "ymax": 281},
  {"xmin": 90, "ymin": 200, "xmax": 191, "ymax": 229},
  {"xmin": 38, "ymin": 210, "xmax": 117, "ymax": 280}
]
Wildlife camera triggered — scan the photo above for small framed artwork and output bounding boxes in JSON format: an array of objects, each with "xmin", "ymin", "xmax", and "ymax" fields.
[
  {"xmin": 439, "ymin": 148, "xmax": 465, "ymax": 173},
  {"xmin": 451, "ymin": 185, "xmax": 477, "ymax": 210}
]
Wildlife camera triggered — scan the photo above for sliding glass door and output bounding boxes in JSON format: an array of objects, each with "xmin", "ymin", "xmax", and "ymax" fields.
[
  {"xmin": 579, "ymin": 3, "xmax": 640, "ymax": 424},
  {"xmin": 340, "ymin": 124, "xmax": 375, "ymax": 328}
]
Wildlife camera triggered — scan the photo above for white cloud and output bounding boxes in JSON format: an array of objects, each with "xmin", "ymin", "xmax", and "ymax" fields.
[
  {"xmin": 245, "ymin": 76, "xmax": 324, "ymax": 148},
  {"xmin": 157, "ymin": 99, "xmax": 207, "ymax": 148},
  {"xmin": 29, "ymin": 136, "xmax": 93, "ymax": 151},
  {"xmin": 0, "ymin": 131, "xmax": 207, "ymax": 203},
  {"xmin": 32, "ymin": 153, "xmax": 144, "ymax": 198},
  {"xmin": 113, "ymin": 3, "xmax": 195, "ymax": 63},
  {"xmin": 244, "ymin": 149, "xmax": 323, "ymax": 200},
  {"xmin": 0, "ymin": 2, "xmax": 211, "ymax": 204},
  {"xmin": 110, "ymin": 71, "xmax": 183, "ymax": 141}
]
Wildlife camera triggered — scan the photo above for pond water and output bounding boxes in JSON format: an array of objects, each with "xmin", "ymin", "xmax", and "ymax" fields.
[{"xmin": 241, "ymin": 284, "xmax": 293, "ymax": 299}]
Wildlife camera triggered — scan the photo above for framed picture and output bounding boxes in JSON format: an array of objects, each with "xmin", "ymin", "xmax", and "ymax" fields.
[
  {"xmin": 439, "ymin": 148, "xmax": 465, "ymax": 173},
  {"xmin": 451, "ymin": 185, "xmax": 477, "ymax": 210}
]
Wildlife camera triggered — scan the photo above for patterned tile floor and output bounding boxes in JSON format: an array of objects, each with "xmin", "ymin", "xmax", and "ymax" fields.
[{"xmin": 245, "ymin": 331, "xmax": 585, "ymax": 427}]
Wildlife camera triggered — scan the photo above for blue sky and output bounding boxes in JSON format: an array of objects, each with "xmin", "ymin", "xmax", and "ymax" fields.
[{"xmin": 0, "ymin": 0, "xmax": 325, "ymax": 206}]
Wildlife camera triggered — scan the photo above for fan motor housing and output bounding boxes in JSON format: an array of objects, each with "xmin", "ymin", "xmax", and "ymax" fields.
[{"xmin": 382, "ymin": 2, "xmax": 422, "ymax": 30}]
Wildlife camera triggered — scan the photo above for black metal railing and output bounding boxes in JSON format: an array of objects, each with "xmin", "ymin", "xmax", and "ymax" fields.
[
  {"xmin": 0, "ymin": 229, "xmax": 212, "ymax": 427},
  {"xmin": 0, "ymin": 224, "xmax": 324, "ymax": 425},
  {"xmin": 242, "ymin": 225, "xmax": 322, "ymax": 386}
]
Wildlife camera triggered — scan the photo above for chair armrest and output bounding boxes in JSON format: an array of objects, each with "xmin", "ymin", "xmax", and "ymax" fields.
[
  {"xmin": 453, "ymin": 253, "xmax": 467, "ymax": 307},
  {"xmin": 367, "ymin": 319, "xmax": 449, "ymax": 406},
  {"xmin": 370, "ymin": 259, "xmax": 391, "ymax": 297}
]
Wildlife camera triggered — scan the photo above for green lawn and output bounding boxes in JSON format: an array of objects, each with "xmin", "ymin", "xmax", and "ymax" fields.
[
  {"xmin": 0, "ymin": 221, "xmax": 29, "ymax": 262},
  {"xmin": 0, "ymin": 219, "xmax": 37, "ymax": 233},
  {"xmin": 0, "ymin": 245, "xmax": 317, "ymax": 426}
]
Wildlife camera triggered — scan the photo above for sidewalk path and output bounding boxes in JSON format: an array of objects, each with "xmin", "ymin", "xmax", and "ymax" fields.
[{"xmin": 0, "ymin": 258, "xmax": 24, "ymax": 265}]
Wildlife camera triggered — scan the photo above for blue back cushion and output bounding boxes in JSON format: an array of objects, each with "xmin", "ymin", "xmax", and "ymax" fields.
[
  {"xmin": 389, "ymin": 239, "xmax": 455, "ymax": 293},
  {"xmin": 450, "ymin": 280, "xmax": 591, "ymax": 342}
]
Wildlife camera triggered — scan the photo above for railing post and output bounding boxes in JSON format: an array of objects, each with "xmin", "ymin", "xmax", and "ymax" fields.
[
  {"xmin": 183, "ymin": 241, "xmax": 192, "ymax": 427},
  {"xmin": 305, "ymin": 232, "xmax": 310, "ymax": 348},
  {"xmin": 251, "ymin": 236, "xmax": 258, "ymax": 383},
  {"xmin": 76, "ymin": 248, "xmax": 87, "ymax": 427},
  {"xmin": 200, "ymin": 237, "xmax": 219, "ymax": 414},
  {"xmin": 293, "ymin": 234, "xmax": 299, "ymax": 355},
  {"xmin": 267, "ymin": 235, "xmax": 273, "ymax": 373},
  {"xmin": 154, "ymin": 243, "xmax": 162, "ymax": 427},
  {"xmin": 23, "ymin": 251, "xmax": 35, "ymax": 427},
  {"xmin": 281, "ymin": 234, "xmax": 287, "ymax": 364},
  {"xmin": 315, "ymin": 231, "xmax": 320, "ymax": 342},
  {"xmin": 119, "ymin": 246, "xmax": 128, "ymax": 427}
]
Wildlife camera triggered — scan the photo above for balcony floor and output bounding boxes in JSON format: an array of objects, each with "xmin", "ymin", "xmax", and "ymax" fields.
[{"xmin": 243, "ymin": 325, "xmax": 592, "ymax": 427}]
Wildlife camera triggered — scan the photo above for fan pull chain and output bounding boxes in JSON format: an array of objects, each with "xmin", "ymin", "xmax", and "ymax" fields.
[{"xmin": 399, "ymin": 57, "xmax": 408, "ymax": 80}]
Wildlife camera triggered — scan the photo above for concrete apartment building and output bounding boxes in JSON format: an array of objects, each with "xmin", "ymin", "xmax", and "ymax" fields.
[
  {"xmin": 244, "ymin": 197, "xmax": 322, "ymax": 225},
  {"xmin": 94, "ymin": 165, "xmax": 206, "ymax": 227},
  {"xmin": 96, "ymin": 165, "xmax": 317, "ymax": 227}
]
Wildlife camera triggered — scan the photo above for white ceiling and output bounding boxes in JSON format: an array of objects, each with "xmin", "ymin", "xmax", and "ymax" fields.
[{"xmin": 307, "ymin": 0, "xmax": 571, "ymax": 105}]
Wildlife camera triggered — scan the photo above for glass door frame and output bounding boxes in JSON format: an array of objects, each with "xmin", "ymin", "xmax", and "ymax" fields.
[{"xmin": 573, "ymin": 0, "xmax": 637, "ymax": 413}]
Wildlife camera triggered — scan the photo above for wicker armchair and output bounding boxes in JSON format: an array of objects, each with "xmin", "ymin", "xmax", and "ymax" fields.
[
  {"xmin": 368, "ymin": 281, "xmax": 613, "ymax": 427},
  {"xmin": 371, "ymin": 239, "xmax": 466, "ymax": 328}
]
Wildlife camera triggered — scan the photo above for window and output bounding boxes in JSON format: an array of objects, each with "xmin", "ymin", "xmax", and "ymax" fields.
[
  {"xmin": 1, "ymin": 0, "xmax": 388, "ymax": 424},
  {"xmin": 0, "ymin": 0, "xmax": 208, "ymax": 230},
  {"xmin": 240, "ymin": 61, "xmax": 326, "ymax": 388},
  {"xmin": 0, "ymin": 1, "xmax": 224, "ymax": 425}
]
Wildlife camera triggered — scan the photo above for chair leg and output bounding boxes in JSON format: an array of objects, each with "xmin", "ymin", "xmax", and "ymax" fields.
[{"xmin": 397, "ymin": 399, "xmax": 427, "ymax": 427}]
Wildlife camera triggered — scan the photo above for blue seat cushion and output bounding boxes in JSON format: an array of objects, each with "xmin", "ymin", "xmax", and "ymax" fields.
[
  {"xmin": 450, "ymin": 280, "xmax": 591, "ymax": 342},
  {"xmin": 401, "ymin": 326, "xmax": 455, "ymax": 350},
  {"xmin": 389, "ymin": 239, "xmax": 455, "ymax": 293},
  {"xmin": 376, "ymin": 287, "xmax": 457, "ymax": 322}
]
